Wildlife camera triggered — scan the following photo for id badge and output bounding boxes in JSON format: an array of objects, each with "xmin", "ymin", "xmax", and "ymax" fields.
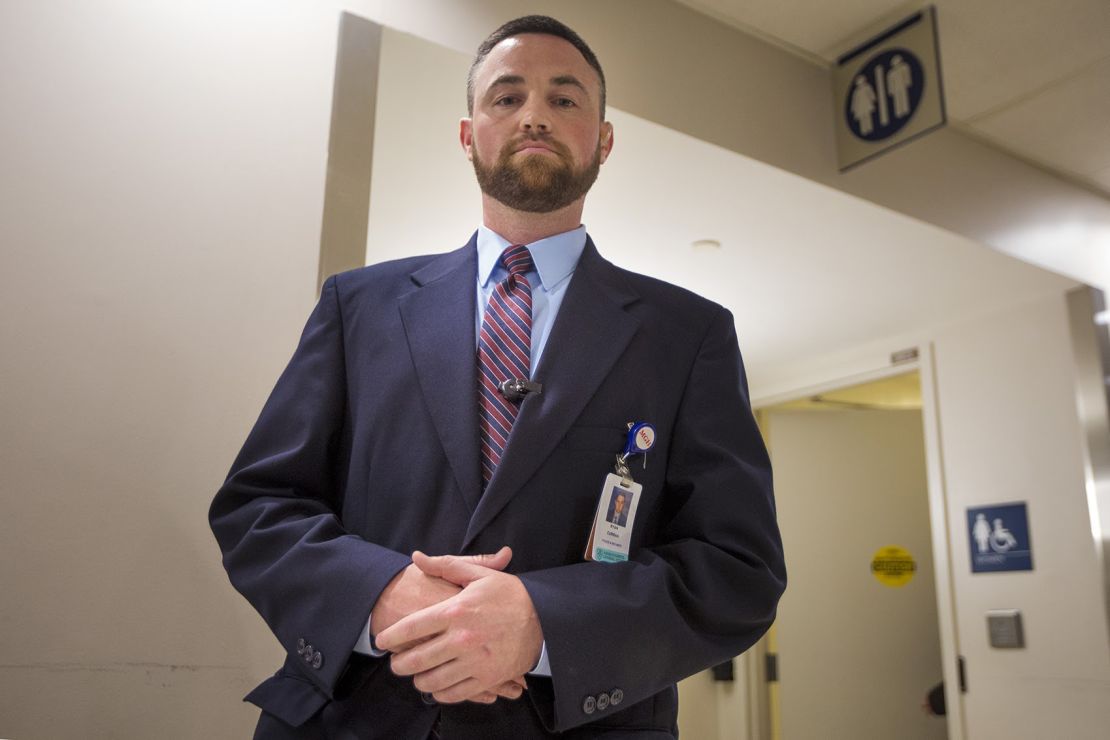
[{"xmin": 584, "ymin": 473, "xmax": 642, "ymax": 562}]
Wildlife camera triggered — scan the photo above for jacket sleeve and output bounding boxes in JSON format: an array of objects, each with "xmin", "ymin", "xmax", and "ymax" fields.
[
  {"xmin": 209, "ymin": 275, "xmax": 411, "ymax": 699},
  {"xmin": 518, "ymin": 306, "xmax": 786, "ymax": 732}
]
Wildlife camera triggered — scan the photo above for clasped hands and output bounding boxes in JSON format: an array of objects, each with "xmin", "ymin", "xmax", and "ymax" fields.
[{"xmin": 371, "ymin": 546, "xmax": 543, "ymax": 705}]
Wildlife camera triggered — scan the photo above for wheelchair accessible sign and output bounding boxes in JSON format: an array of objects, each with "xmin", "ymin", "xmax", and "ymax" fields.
[{"xmin": 967, "ymin": 502, "xmax": 1033, "ymax": 573}]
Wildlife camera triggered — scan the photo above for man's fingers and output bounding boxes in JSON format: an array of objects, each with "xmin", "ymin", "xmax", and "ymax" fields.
[
  {"xmin": 412, "ymin": 546, "xmax": 513, "ymax": 581},
  {"xmin": 470, "ymin": 691, "xmax": 499, "ymax": 704},
  {"xmin": 389, "ymin": 631, "xmax": 461, "ymax": 678},
  {"xmin": 414, "ymin": 670, "xmax": 511, "ymax": 706},
  {"xmin": 413, "ymin": 669, "xmax": 525, "ymax": 701},
  {"xmin": 431, "ymin": 676, "xmax": 490, "ymax": 705},
  {"xmin": 369, "ymin": 563, "xmax": 463, "ymax": 638},
  {"xmin": 413, "ymin": 546, "xmax": 513, "ymax": 587},
  {"xmin": 467, "ymin": 681, "xmax": 523, "ymax": 704},
  {"xmin": 495, "ymin": 679, "xmax": 526, "ymax": 699},
  {"xmin": 407, "ymin": 655, "xmax": 473, "ymax": 694},
  {"xmin": 375, "ymin": 603, "xmax": 449, "ymax": 653}
]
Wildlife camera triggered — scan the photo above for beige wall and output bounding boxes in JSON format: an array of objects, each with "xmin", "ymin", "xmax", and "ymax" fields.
[
  {"xmin": 930, "ymin": 292, "xmax": 1110, "ymax": 739},
  {"xmin": 1, "ymin": 0, "xmax": 340, "ymax": 735},
  {"xmin": 3, "ymin": 1, "xmax": 1108, "ymax": 738}
]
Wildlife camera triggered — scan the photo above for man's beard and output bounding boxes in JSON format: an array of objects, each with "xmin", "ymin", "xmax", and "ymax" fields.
[{"xmin": 471, "ymin": 136, "xmax": 601, "ymax": 213}]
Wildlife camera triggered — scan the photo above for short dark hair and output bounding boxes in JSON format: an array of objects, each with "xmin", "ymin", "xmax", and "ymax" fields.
[{"xmin": 466, "ymin": 15, "xmax": 606, "ymax": 118}]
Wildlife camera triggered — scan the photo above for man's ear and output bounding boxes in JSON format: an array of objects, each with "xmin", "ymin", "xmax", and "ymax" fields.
[
  {"xmin": 460, "ymin": 118, "xmax": 474, "ymax": 161},
  {"xmin": 599, "ymin": 121, "xmax": 614, "ymax": 164}
]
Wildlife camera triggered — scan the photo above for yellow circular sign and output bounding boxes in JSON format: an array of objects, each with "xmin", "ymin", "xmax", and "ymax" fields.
[{"xmin": 871, "ymin": 545, "xmax": 916, "ymax": 587}]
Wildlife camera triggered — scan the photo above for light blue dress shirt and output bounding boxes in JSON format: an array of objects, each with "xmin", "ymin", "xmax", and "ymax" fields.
[
  {"xmin": 475, "ymin": 224, "xmax": 587, "ymax": 372},
  {"xmin": 355, "ymin": 225, "xmax": 589, "ymax": 677}
]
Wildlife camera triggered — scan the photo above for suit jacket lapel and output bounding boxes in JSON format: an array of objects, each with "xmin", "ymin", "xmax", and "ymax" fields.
[
  {"xmin": 463, "ymin": 240, "xmax": 640, "ymax": 549},
  {"xmin": 398, "ymin": 237, "xmax": 482, "ymax": 515}
]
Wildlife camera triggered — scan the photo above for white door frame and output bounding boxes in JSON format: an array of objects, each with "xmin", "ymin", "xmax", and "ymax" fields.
[{"xmin": 751, "ymin": 342, "xmax": 965, "ymax": 740}]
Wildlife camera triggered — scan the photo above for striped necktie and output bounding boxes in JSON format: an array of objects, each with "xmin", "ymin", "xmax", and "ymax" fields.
[{"xmin": 478, "ymin": 245, "xmax": 534, "ymax": 485}]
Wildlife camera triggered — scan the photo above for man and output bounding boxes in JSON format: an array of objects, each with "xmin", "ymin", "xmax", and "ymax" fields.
[
  {"xmin": 606, "ymin": 491, "xmax": 629, "ymax": 527},
  {"xmin": 210, "ymin": 15, "xmax": 785, "ymax": 739}
]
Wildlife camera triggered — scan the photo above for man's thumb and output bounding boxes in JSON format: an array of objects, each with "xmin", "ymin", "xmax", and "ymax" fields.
[
  {"xmin": 412, "ymin": 546, "xmax": 513, "ymax": 586},
  {"xmin": 466, "ymin": 545, "xmax": 513, "ymax": 572}
]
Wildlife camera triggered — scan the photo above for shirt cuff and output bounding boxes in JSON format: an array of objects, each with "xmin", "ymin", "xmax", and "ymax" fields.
[
  {"xmin": 352, "ymin": 616, "xmax": 388, "ymax": 657},
  {"xmin": 528, "ymin": 641, "xmax": 551, "ymax": 676}
]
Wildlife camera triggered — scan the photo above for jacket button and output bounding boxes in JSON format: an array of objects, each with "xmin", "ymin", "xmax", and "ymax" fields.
[
  {"xmin": 421, "ymin": 692, "xmax": 438, "ymax": 705},
  {"xmin": 302, "ymin": 644, "xmax": 314, "ymax": 661},
  {"xmin": 597, "ymin": 692, "xmax": 610, "ymax": 710},
  {"xmin": 296, "ymin": 638, "xmax": 306, "ymax": 652},
  {"xmin": 311, "ymin": 652, "xmax": 324, "ymax": 670},
  {"xmin": 582, "ymin": 695, "xmax": 596, "ymax": 715},
  {"xmin": 610, "ymin": 688, "xmax": 624, "ymax": 706}
]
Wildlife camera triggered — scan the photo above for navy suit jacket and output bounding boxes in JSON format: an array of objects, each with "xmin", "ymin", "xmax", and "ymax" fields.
[{"xmin": 210, "ymin": 236, "xmax": 786, "ymax": 739}]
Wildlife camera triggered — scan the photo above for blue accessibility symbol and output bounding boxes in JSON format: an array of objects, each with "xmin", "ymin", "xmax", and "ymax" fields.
[
  {"xmin": 845, "ymin": 47, "xmax": 925, "ymax": 141},
  {"xmin": 967, "ymin": 502, "xmax": 1034, "ymax": 574}
]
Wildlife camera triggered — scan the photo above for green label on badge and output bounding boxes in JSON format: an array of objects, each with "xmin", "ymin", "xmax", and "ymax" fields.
[{"xmin": 594, "ymin": 548, "xmax": 628, "ymax": 563}]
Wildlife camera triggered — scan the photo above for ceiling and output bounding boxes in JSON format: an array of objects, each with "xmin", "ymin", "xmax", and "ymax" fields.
[{"xmin": 675, "ymin": 0, "xmax": 1110, "ymax": 197}]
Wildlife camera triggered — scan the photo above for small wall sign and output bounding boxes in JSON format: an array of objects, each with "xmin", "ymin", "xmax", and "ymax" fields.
[
  {"xmin": 967, "ymin": 502, "xmax": 1033, "ymax": 573},
  {"xmin": 871, "ymin": 545, "xmax": 916, "ymax": 587},
  {"xmin": 832, "ymin": 6, "xmax": 947, "ymax": 170}
]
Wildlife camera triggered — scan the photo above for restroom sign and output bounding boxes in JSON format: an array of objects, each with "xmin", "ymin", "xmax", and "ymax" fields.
[
  {"xmin": 967, "ymin": 502, "xmax": 1034, "ymax": 573},
  {"xmin": 833, "ymin": 6, "xmax": 946, "ymax": 171}
]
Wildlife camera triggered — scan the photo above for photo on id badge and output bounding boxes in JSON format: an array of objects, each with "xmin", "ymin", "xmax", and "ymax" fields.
[{"xmin": 606, "ymin": 487, "xmax": 631, "ymax": 527}]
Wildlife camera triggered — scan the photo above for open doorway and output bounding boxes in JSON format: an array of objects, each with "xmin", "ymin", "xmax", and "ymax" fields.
[{"xmin": 758, "ymin": 370, "xmax": 948, "ymax": 740}]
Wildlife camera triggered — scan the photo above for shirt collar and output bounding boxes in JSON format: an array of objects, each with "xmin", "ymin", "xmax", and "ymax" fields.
[{"xmin": 477, "ymin": 224, "xmax": 587, "ymax": 292}]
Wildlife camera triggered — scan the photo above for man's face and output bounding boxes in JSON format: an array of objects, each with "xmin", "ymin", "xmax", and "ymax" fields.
[
  {"xmin": 461, "ymin": 33, "xmax": 613, "ymax": 213},
  {"xmin": 615, "ymin": 494, "xmax": 625, "ymax": 513}
]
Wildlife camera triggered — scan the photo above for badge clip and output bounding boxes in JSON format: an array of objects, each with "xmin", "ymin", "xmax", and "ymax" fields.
[
  {"xmin": 614, "ymin": 421, "xmax": 656, "ymax": 485},
  {"xmin": 614, "ymin": 455, "xmax": 633, "ymax": 487}
]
